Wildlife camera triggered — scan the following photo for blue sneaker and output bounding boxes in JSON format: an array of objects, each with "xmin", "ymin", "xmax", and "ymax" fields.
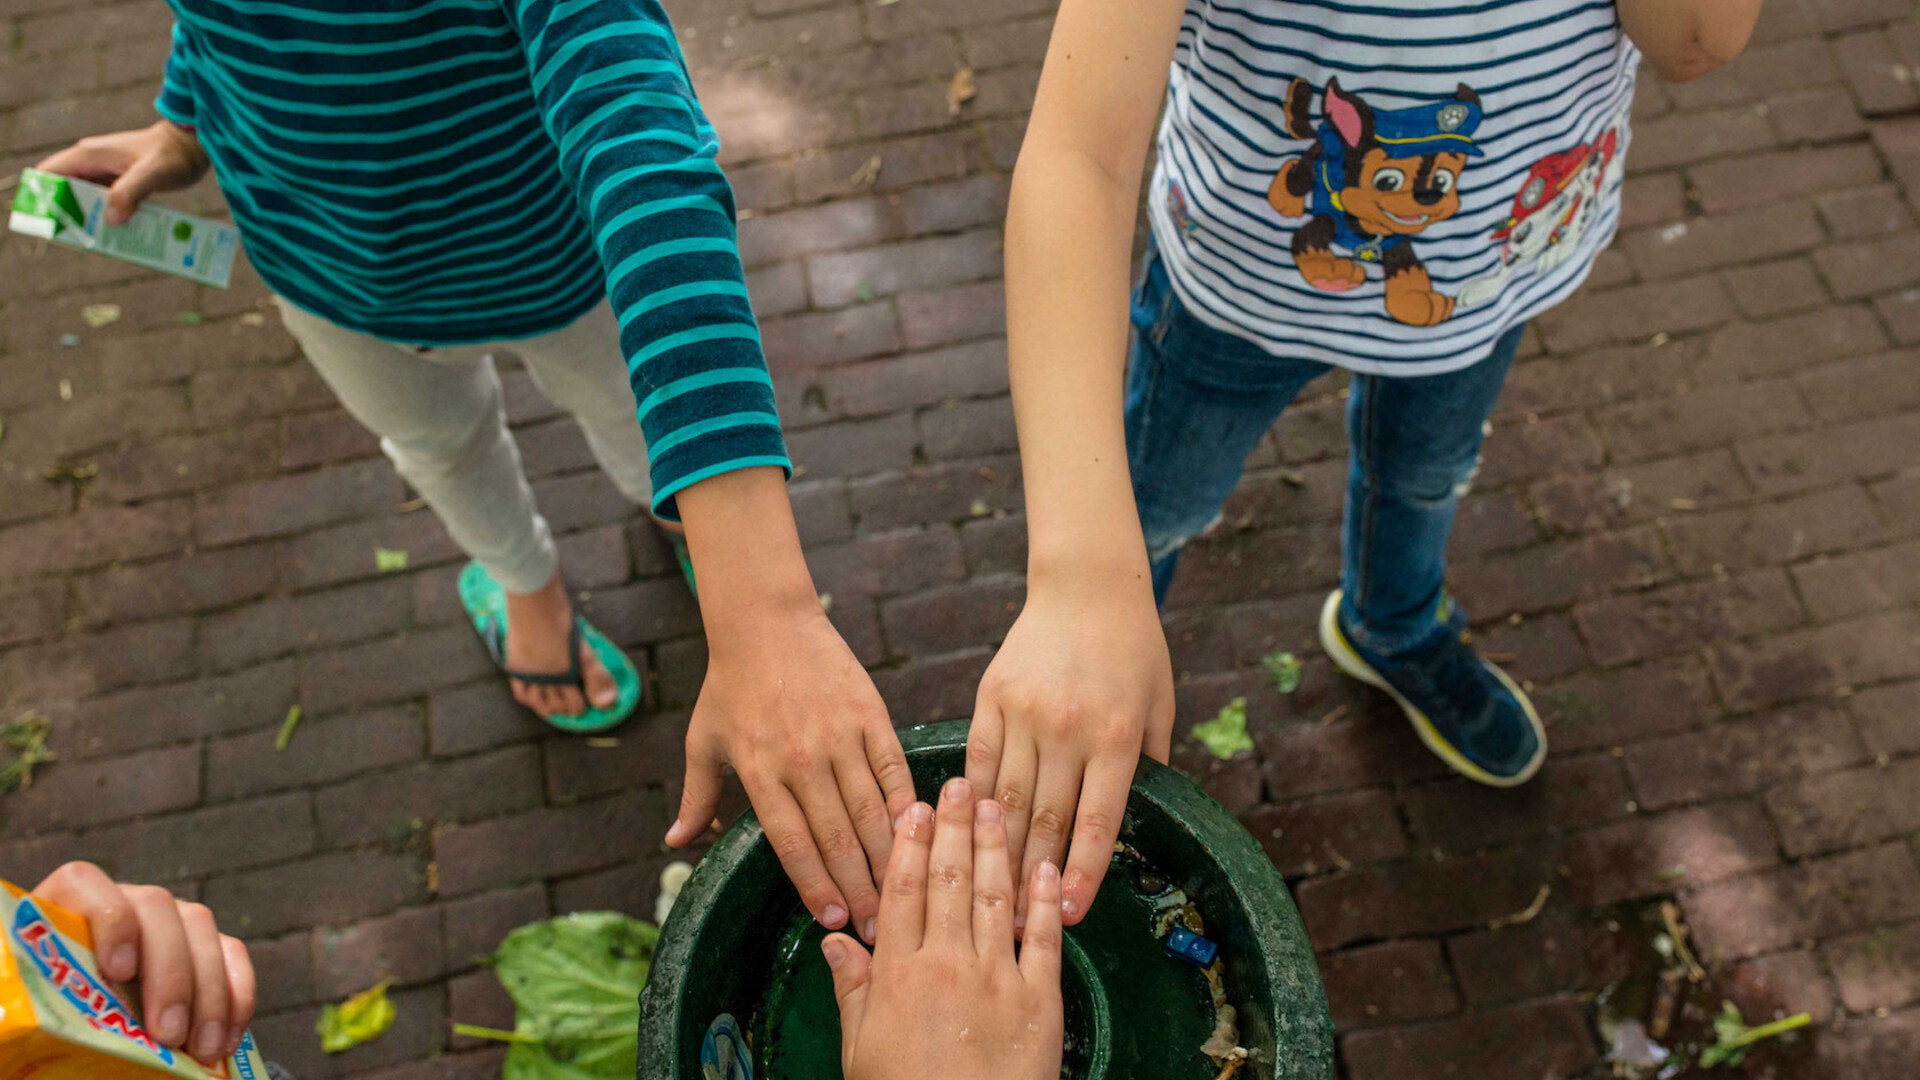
[{"xmin": 1318, "ymin": 590, "xmax": 1546, "ymax": 786}]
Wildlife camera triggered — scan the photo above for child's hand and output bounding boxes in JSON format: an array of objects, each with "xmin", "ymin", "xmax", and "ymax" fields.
[
  {"xmin": 825, "ymin": 779, "xmax": 1065, "ymax": 1080},
  {"xmin": 968, "ymin": 575, "xmax": 1174, "ymax": 926},
  {"xmin": 665, "ymin": 468, "xmax": 916, "ymax": 944},
  {"xmin": 36, "ymin": 121, "xmax": 209, "ymax": 226},
  {"xmin": 30, "ymin": 861, "xmax": 256, "ymax": 1066}
]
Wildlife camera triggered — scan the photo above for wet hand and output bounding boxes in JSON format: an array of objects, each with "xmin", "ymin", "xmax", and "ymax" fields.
[
  {"xmin": 968, "ymin": 579, "xmax": 1174, "ymax": 927},
  {"xmin": 30, "ymin": 862, "xmax": 255, "ymax": 1066},
  {"xmin": 36, "ymin": 122, "xmax": 209, "ymax": 226},
  {"xmin": 826, "ymin": 778, "xmax": 1066, "ymax": 1080}
]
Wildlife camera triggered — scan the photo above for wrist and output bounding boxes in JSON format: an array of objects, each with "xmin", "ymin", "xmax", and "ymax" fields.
[{"xmin": 675, "ymin": 466, "xmax": 824, "ymax": 641}]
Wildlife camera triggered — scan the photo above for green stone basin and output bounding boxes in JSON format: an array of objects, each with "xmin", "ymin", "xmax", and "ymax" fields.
[{"xmin": 637, "ymin": 720, "xmax": 1332, "ymax": 1080}]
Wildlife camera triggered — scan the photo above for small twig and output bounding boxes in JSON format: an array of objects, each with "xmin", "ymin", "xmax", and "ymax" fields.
[
  {"xmin": 1661, "ymin": 901, "xmax": 1706, "ymax": 982},
  {"xmin": 1487, "ymin": 885, "xmax": 1551, "ymax": 930},
  {"xmin": 1318, "ymin": 704, "xmax": 1350, "ymax": 725}
]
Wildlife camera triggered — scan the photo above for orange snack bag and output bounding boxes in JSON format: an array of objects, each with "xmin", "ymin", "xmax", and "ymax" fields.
[{"xmin": 0, "ymin": 880, "xmax": 269, "ymax": 1080}]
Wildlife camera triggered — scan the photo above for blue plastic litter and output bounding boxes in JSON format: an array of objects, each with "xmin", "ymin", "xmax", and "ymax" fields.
[{"xmin": 1164, "ymin": 926, "xmax": 1219, "ymax": 968}]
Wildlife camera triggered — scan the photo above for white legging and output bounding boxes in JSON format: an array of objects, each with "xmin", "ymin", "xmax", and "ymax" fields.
[{"xmin": 277, "ymin": 297, "xmax": 652, "ymax": 594}]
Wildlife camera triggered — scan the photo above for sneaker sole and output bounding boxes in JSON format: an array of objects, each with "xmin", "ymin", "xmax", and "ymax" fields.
[{"xmin": 1318, "ymin": 590, "xmax": 1547, "ymax": 788}]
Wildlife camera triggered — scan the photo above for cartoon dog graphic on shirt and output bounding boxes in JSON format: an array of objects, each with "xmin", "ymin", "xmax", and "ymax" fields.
[
  {"xmin": 1455, "ymin": 109, "xmax": 1629, "ymax": 309},
  {"xmin": 1267, "ymin": 78, "xmax": 1483, "ymax": 327}
]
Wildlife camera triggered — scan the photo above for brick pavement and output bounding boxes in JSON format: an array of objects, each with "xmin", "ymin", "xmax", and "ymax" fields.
[{"xmin": 2, "ymin": 0, "xmax": 1919, "ymax": 1076}]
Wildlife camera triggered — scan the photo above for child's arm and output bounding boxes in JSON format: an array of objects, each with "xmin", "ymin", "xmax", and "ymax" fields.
[
  {"xmin": 1617, "ymin": 0, "xmax": 1765, "ymax": 82},
  {"xmin": 967, "ymin": 0, "xmax": 1188, "ymax": 924},
  {"xmin": 504, "ymin": 0, "xmax": 915, "ymax": 940}
]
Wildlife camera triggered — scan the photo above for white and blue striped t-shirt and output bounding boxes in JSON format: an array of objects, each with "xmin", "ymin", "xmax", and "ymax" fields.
[{"xmin": 1148, "ymin": 0, "xmax": 1640, "ymax": 375}]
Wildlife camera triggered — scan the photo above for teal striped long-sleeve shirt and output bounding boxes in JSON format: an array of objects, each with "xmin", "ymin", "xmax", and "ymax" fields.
[{"xmin": 157, "ymin": 0, "xmax": 788, "ymax": 517}]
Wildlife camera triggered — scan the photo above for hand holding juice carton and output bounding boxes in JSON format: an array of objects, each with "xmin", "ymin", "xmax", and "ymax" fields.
[{"xmin": 0, "ymin": 878, "xmax": 268, "ymax": 1080}]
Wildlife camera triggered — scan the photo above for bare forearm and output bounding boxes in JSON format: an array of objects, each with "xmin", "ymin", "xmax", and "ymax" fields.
[
  {"xmin": 675, "ymin": 466, "xmax": 822, "ymax": 640},
  {"xmin": 1618, "ymin": 0, "xmax": 1763, "ymax": 82},
  {"xmin": 1005, "ymin": 151, "xmax": 1150, "ymax": 583}
]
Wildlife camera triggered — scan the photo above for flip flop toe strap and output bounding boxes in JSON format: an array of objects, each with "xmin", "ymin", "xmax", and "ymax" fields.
[{"xmin": 499, "ymin": 619, "xmax": 586, "ymax": 690}]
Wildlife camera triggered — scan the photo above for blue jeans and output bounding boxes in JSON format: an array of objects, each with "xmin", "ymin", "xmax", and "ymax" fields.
[{"xmin": 1126, "ymin": 246, "xmax": 1525, "ymax": 656}]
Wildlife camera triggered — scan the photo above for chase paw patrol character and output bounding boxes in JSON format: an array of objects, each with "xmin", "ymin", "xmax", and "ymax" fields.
[{"xmin": 1266, "ymin": 78, "xmax": 1483, "ymax": 327}]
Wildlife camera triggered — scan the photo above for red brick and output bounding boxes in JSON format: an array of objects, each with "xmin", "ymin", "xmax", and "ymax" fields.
[
  {"xmin": 14, "ymin": 3, "xmax": 174, "ymax": 57},
  {"xmin": 1818, "ymin": 183, "xmax": 1914, "ymax": 239},
  {"xmin": 880, "ymin": 577, "xmax": 1024, "ymax": 657},
  {"xmin": 1697, "ymin": 146, "xmax": 1884, "ymax": 217},
  {"xmin": 1815, "ymin": 232, "xmax": 1920, "ymax": 300},
  {"xmin": 67, "ymin": 661, "xmax": 299, "ymax": 758},
  {"xmin": 1875, "ymin": 472, "xmax": 1920, "ymax": 535},
  {"xmin": 1771, "ymin": 86, "xmax": 1867, "ymax": 142},
  {"xmin": 447, "ymin": 969, "xmax": 515, "ymax": 1050},
  {"xmin": 206, "ymin": 848, "xmax": 427, "ymax": 940},
  {"xmin": 1594, "ymin": 378, "xmax": 1810, "ymax": 462},
  {"xmin": 201, "ymin": 577, "xmax": 415, "ymax": 672},
  {"xmin": 786, "ymin": 413, "xmax": 917, "ymax": 478},
  {"xmin": 551, "ymin": 522, "xmax": 631, "ymax": 589},
  {"xmin": 1625, "ymin": 702, "xmax": 1866, "ymax": 808},
  {"xmin": 1501, "ymin": 336, "xmax": 1703, "ymax": 415},
  {"xmin": 1851, "ymin": 679, "xmax": 1920, "ymax": 755},
  {"xmin": 1767, "ymin": 757, "xmax": 1920, "ymax": 857},
  {"xmin": 760, "ymin": 303, "xmax": 902, "ymax": 371},
  {"xmin": 1476, "ymin": 413, "xmax": 1606, "ymax": 486},
  {"xmin": 1692, "ymin": 305, "xmax": 1889, "ymax": 383},
  {"xmin": 247, "ymin": 984, "xmax": 444, "ymax": 1080},
  {"xmin": 1222, "ymin": 592, "xmax": 1336, "ymax": 666},
  {"xmin": 1876, "ymin": 286, "xmax": 1920, "ymax": 343},
  {"xmin": 1797, "ymin": 351, "xmax": 1920, "ymax": 426},
  {"xmin": 90, "ymin": 423, "xmax": 286, "ymax": 504},
  {"xmin": 1795, "ymin": 538, "xmax": 1920, "ymax": 620},
  {"xmin": 0, "ymin": 499, "xmax": 193, "ymax": 578},
  {"xmin": 1240, "ymin": 788, "xmax": 1408, "ymax": 877},
  {"xmin": 807, "ymin": 228, "xmax": 1001, "ymax": 307},
  {"xmin": 1619, "ymin": 172, "xmax": 1685, "ymax": 230},
  {"xmin": 1727, "ymin": 948, "xmax": 1839, "ymax": 1026},
  {"xmin": 1558, "ymin": 802, "xmax": 1781, "ymax": 908},
  {"xmin": 299, "ymin": 626, "xmax": 496, "ymax": 714},
  {"xmin": 1815, "ymin": 1009, "xmax": 1920, "ymax": 1080},
  {"xmin": 433, "ymin": 790, "xmax": 669, "ymax": 896},
  {"xmin": 87, "ymin": 792, "xmax": 316, "ymax": 885},
  {"xmin": 512, "ymin": 417, "xmax": 596, "ymax": 477},
  {"xmin": 1161, "ymin": 523, "xmax": 1342, "ymax": 610},
  {"xmin": 207, "ymin": 705, "xmax": 425, "ymax": 802},
  {"xmin": 1319, "ymin": 940, "xmax": 1458, "ymax": 1032},
  {"xmin": 0, "ymin": 618, "xmax": 198, "ymax": 708},
  {"xmin": 0, "ymin": 580, "xmax": 64, "ymax": 648},
  {"xmin": 1663, "ymin": 485, "xmax": 1886, "ymax": 574},
  {"xmin": 575, "ymin": 576, "xmax": 702, "ymax": 647},
  {"xmin": 0, "ymin": 470, "xmax": 69, "ymax": 529},
  {"xmin": 1687, "ymin": 843, "xmax": 1920, "ymax": 960},
  {"xmin": 314, "ymin": 745, "xmax": 542, "ymax": 848},
  {"xmin": 865, "ymin": 0, "xmax": 1054, "ymax": 39},
  {"xmin": 1294, "ymin": 844, "xmax": 1562, "ymax": 950},
  {"xmin": 869, "ymin": 647, "xmax": 995, "ymax": 724},
  {"xmin": 1536, "ymin": 276, "xmax": 1736, "ymax": 352},
  {"xmin": 791, "ymin": 131, "xmax": 978, "ymax": 204},
  {"xmin": 1818, "ymin": 0, "xmax": 1914, "ymax": 31},
  {"xmin": 1824, "ymin": 921, "xmax": 1920, "ymax": 1013},
  {"xmin": 897, "ymin": 281, "xmax": 1006, "ymax": 349},
  {"xmin": 441, "ymin": 883, "xmax": 548, "ymax": 970},
  {"xmin": 309, "ymin": 905, "xmax": 445, "ymax": 998},
  {"xmin": 806, "ymin": 339, "xmax": 1010, "ymax": 421},
  {"xmin": 281, "ymin": 510, "xmax": 462, "ymax": 590},
  {"xmin": 788, "ymin": 480, "xmax": 855, "ymax": 545},
  {"xmin": 1529, "ymin": 450, "xmax": 1751, "ymax": 537},
  {"xmin": 428, "ymin": 678, "xmax": 547, "ymax": 757},
  {"xmin": 745, "ymin": 260, "xmax": 807, "ymax": 318},
  {"xmin": 900, "ymin": 175, "xmax": 1011, "ymax": 236},
  {"xmin": 0, "ymin": 743, "xmax": 200, "ymax": 834},
  {"xmin": 727, "ymin": 160, "xmax": 792, "ymax": 214},
  {"xmin": 1622, "ymin": 202, "xmax": 1825, "ymax": 280},
  {"xmin": 189, "ymin": 362, "xmax": 335, "ymax": 430},
  {"xmin": 542, "ymin": 711, "xmax": 685, "ymax": 800},
  {"xmin": 1709, "ymin": 610, "xmax": 1920, "ymax": 709},
  {"xmin": 1667, "ymin": 37, "xmax": 1841, "ymax": 110},
  {"xmin": 243, "ymin": 932, "xmax": 314, "ymax": 1013},
  {"xmin": 1629, "ymin": 105, "xmax": 1777, "ymax": 172},
  {"xmin": 1447, "ymin": 914, "xmax": 1659, "ymax": 1007},
  {"xmin": 196, "ymin": 460, "xmax": 403, "ymax": 546},
  {"xmin": 1724, "ymin": 257, "xmax": 1832, "ymax": 318},
  {"xmin": 1340, "ymin": 995, "xmax": 1596, "ymax": 1080},
  {"xmin": 736, "ymin": 197, "xmax": 902, "ymax": 268},
  {"xmin": 1468, "ymin": 612, "xmax": 1588, "ymax": 682},
  {"xmin": 1451, "ymin": 526, "xmax": 1668, "ymax": 618},
  {"xmin": 1573, "ymin": 569, "xmax": 1805, "ymax": 666},
  {"xmin": 848, "ymin": 454, "xmax": 1023, "ymax": 531},
  {"xmin": 530, "ymin": 471, "xmax": 636, "ymax": 533},
  {"xmin": 284, "ymin": 410, "xmax": 380, "ymax": 469},
  {"xmin": 1739, "ymin": 413, "xmax": 1920, "ymax": 496},
  {"xmin": 1838, "ymin": 28, "xmax": 1920, "ymax": 113},
  {"xmin": 1403, "ymin": 754, "xmax": 1631, "ymax": 855}
]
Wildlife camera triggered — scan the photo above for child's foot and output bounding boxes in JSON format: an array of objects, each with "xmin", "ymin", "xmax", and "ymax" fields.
[
  {"xmin": 1317, "ymin": 590, "xmax": 1545, "ymax": 786},
  {"xmin": 504, "ymin": 570, "xmax": 617, "ymax": 719}
]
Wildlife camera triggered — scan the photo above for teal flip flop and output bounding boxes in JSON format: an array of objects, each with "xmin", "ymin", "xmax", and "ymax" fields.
[{"xmin": 458, "ymin": 561, "xmax": 641, "ymax": 734}]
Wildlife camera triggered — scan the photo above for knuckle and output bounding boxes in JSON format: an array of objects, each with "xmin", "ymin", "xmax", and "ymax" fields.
[
  {"xmin": 1029, "ymin": 805, "xmax": 1070, "ymax": 840},
  {"xmin": 886, "ymin": 869, "xmax": 924, "ymax": 901},
  {"xmin": 816, "ymin": 823, "xmax": 858, "ymax": 859},
  {"xmin": 995, "ymin": 785, "xmax": 1029, "ymax": 814},
  {"xmin": 769, "ymin": 830, "xmax": 816, "ymax": 865},
  {"xmin": 973, "ymin": 886, "xmax": 1011, "ymax": 913},
  {"xmin": 965, "ymin": 739, "xmax": 1000, "ymax": 772},
  {"xmin": 177, "ymin": 902, "xmax": 214, "ymax": 928},
  {"xmin": 1076, "ymin": 806, "xmax": 1121, "ymax": 842},
  {"xmin": 1024, "ymin": 925, "xmax": 1063, "ymax": 952},
  {"xmin": 930, "ymin": 861, "xmax": 966, "ymax": 889},
  {"xmin": 846, "ymin": 797, "xmax": 889, "ymax": 835}
]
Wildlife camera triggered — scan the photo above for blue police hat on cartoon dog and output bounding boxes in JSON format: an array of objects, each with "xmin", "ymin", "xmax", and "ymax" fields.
[{"xmin": 1372, "ymin": 97, "xmax": 1485, "ymax": 158}]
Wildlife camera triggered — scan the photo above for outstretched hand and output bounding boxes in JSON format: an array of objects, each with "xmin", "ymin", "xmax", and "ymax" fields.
[{"xmin": 825, "ymin": 778, "xmax": 1066, "ymax": 1080}]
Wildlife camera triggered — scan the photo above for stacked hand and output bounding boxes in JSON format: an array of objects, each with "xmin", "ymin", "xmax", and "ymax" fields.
[
  {"xmin": 30, "ymin": 862, "xmax": 255, "ymax": 1066},
  {"xmin": 826, "ymin": 778, "xmax": 1066, "ymax": 1080}
]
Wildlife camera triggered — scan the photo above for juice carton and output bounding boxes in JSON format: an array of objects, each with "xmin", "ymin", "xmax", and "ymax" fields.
[
  {"xmin": 0, "ymin": 880, "xmax": 269, "ymax": 1080},
  {"xmin": 8, "ymin": 168, "xmax": 239, "ymax": 288}
]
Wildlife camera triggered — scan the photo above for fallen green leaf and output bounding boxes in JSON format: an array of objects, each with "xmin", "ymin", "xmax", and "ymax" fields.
[
  {"xmin": 174, "ymin": 311, "xmax": 205, "ymax": 326},
  {"xmin": 0, "ymin": 712, "xmax": 56, "ymax": 794},
  {"xmin": 374, "ymin": 547, "xmax": 410, "ymax": 572},
  {"xmin": 1262, "ymin": 651, "xmax": 1302, "ymax": 693},
  {"xmin": 1191, "ymin": 697, "xmax": 1253, "ymax": 759},
  {"xmin": 274, "ymin": 705, "xmax": 303, "ymax": 752},
  {"xmin": 1698, "ymin": 1001, "xmax": 1811, "ymax": 1068},
  {"xmin": 854, "ymin": 283, "xmax": 876, "ymax": 303},
  {"xmin": 456, "ymin": 911, "xmax": 657, "ymax": 1079},
  {"xmin": 316, "ymin": 978, "xmax": 396, "ymax": 1053}
]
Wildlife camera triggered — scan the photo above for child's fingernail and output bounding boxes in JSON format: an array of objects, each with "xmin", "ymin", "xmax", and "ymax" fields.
[
  {"xmin": 193, "ymin": 1022, "xmax": 225, "ymax": 1062},
  {"xmin": 943, "ymin": 777, "xmax": 972, "ymax": 803},
  {"xmin": 863, "ymin": 917, "xmax": 878, "ymax": 942},
  {"xmin": 976, "ymin": 799, "xmax": 1003, "ymax": 825},
  {"xmin": 1038, "ymin": 861, "xmax": 1060, "ymax": 886},
  {"xmin": 909, "ymin": 802, "xmax": 933, "ymax": 826},
  {"xmin": 109, "ymin": 945, "xmax": 138, "ymax": 980},
  {"xmin": 158, "ymin": 1005, "xmax": 189, "ymax": 1046},
  {"xmin": 1062, "ymin": 897, "xmax": 1081, "ymax": 920},
  {"xmin": 822, "ymin": 938, "xmax": 846, "ymax": 967},
  {"xmin": 821, "ymin": 904, "xmax": 847, "ymax": 928}
]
